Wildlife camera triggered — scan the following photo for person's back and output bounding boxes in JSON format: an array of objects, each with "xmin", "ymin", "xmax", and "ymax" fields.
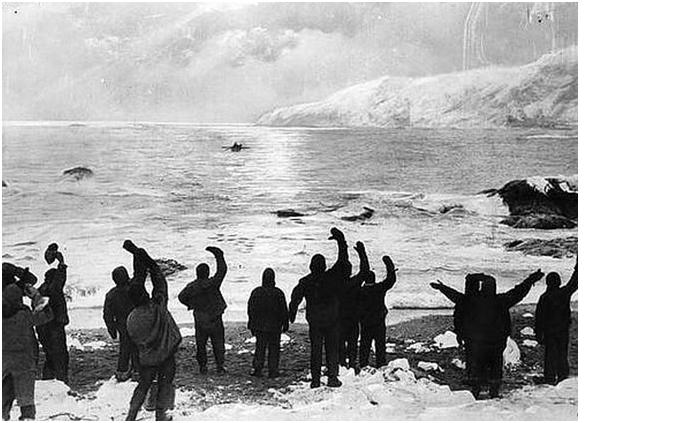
[
  {"xmin": 38, "ymin": 263, "xmax": 68, "ymax": 326},
  {"xmin": 3, "ymin": 284, "xmax": 53, "ymax": 421},
  {"xmin": 536, "ymin": 265, "xmax": 578, "ymax": 337},
  {"xmin": 248, "ymin": 268, "xmax": 288, "ymax": 378},
  {"xmin": 248, "ymin": 278, "xmax": 288, "ymax": 333},
  {"xmin": 104, "ymin": 285, "xmax": 134, "ymax": 328},
  {"xmin": 535, "ymin": 263, "xmax": 577, "ymax": 385},
  {"xmin": 297, "ymin": 270, "xmax": 341, "ymax": 327}
]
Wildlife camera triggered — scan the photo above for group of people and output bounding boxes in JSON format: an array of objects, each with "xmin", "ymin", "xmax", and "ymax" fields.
[
  {"xmin": 3, "ymin": 244, "xmax": 70, "ymax": 421},
  {"xmin": 430, "ymin": 261, "xmax": 577, "ymax": 398},
  {"xmin": 2, "ymin": 226, "xmax": 577, "ymax": 420}
]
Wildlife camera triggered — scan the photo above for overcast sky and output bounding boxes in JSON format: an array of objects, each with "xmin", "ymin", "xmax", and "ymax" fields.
[{"xmin": 2, "ymin": 2, "xmax": 577, "ymax": 122}]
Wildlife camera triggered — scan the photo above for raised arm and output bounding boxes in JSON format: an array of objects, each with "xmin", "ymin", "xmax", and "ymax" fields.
[
  {"xmin": 430, "ymin": 280, "xmax": 464, "ymax": 304},
  {"xmin": 378, "ymin": 256, "xmax": 397, "ymax": 292},
  {"xmin": 124, "ymin": 240, "xmax": 148, "ymax": 285},
  {"xmin": 500, "ymin": 269, "xmax": 544, "ymax": 308},
  {"xmin": 348, "ymin": 241, "xmax": 371, "ymax": 288},
  {"xmin": 564, "ymin": 262, "xmax": 578, "ymax": 296},
  {"xmin": 327, "ymin": 227, "xmax": 351, "ymax": 282},
  {"xmin": 206, "ymin": 246, "xmax": 227, "ymax": 288},
  {"xmin": 288, "ymin": 280, "xmax": 305, "ymax": 324}
]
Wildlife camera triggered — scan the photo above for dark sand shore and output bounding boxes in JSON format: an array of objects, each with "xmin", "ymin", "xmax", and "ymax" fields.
[{"xmin": 64, "ymin": 303, "xmax": 577, "ymax": 412}]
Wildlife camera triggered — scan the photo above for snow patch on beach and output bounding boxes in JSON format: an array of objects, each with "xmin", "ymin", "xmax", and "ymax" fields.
[
  {"xmin": 520, "ymin": 327, "xmax": 535, "ymax": 337},
  {"xmin": 503, "ymin": 338, "xmax": 521, "ymax": 367},
  {"xmin": 11, "ymin": 378, "xmax": 195, "ymax": 421},
  {"xmin": 187, "ymin": 361, "xmax": 577, "ymax": 420},
  {"xmin": 433, "ymin": 331, "xmax": 459, "ymax": 349}
]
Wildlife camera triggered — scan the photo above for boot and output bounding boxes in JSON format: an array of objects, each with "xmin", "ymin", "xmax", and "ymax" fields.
[
  {"xmin": 125, "ymin": 407, "xmax": 139, "ymax": 421},
  {"xmin": 310, "ymin": 379, "xmax": 321, "ymax": 389},
  {"xmin": 215, "ymin": 366, "xmax": 226, "ymax": 375},
  {"xmin": 19, "ymin": 405, "xmax": 36, "ymax": 420},
  {"xmin": 327, "ymin": 376, "xmax": 342, "ymax": 388},
  {"xmin": 199, "ymin": 366, "xmax": 207, "ymax": 375},
  {"xmin": 155, "ymin": 408, "xmax": 173, "ymax": 421},
  {"xmin": 268, "ymin": 370, "xmax": 280, "ymax": 379},
  {"xmin": 489, "ymin": 385, "xmax": 501, "ymax": 399}
]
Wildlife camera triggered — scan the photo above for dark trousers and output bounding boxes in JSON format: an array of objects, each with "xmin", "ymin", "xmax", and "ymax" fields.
[
  {"xmin": 543, "ymin": 331, "xmax": 570, "ymax": 385},
  {"xmin": 252, "ymin": 331, "xmax": 281, "ymax": 374},
  {"xmin": 117, "ymin": 329, "xmax": 140, "ymax": 374},
  {"xmin": 309, "ymin": 323, "xmax": 340, "ymax": 382},
  {"xmin": 36, "ymin": 322, "xmax": 69, "ymax": 384},
  {"xmin": 2, "ymin": 373, "xmax": 36, "ymax": 420},
  {"xmin": 467, "ymin": 340, "xmax": 505, "ymax": 396},
  {"xmin": 126, "ymin": 354, "xmax": 176, "ymax": 421},
  {"xmin": 339, "ymin": 319, "xmax": 359, "ymax": 369},
  {"xmin": 359, "ymin": 322, "xmax": 387, "ymax": 368},
  {"xmin": 195, "ymin": 319, "xmax": 225, "ymax": 368}
]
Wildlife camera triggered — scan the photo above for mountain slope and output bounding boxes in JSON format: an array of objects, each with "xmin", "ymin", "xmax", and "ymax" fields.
[{"xmin": 257, "ymin": 46, "xmax": 577, "ymax": 128}]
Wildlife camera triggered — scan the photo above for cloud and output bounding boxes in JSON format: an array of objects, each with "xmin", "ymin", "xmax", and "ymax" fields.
[{"xmin": 2, "ymin": 2, "xmax": 577, "ymax": 122}]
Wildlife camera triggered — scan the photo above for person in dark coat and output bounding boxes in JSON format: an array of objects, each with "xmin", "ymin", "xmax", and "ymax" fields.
[
  {"xmin": 3, "ymin": 263, "xmax": 37, "ymax": 289},
  {"xmin": 535, "ymin": 261, "xmax": 578, "ymax": 385},
  {"xmin": 430, "ymin": 274, "xmax": 482, "ymax": 382},
  {"xmin": 3, "ymin": 281, "xmax": 53, "ymax": 421},
  {"xmin": 339, "ymin": 241, "xmax": 370, "ymax": 371},
  {"xmin": 124, "ymin": 241, "xmax": 182, "ymax": 422},
  {"xmin": 357, "ymin": 252, "xmax": 396, "ymax": 369},
  {"xmin": 178, "ymin": 246, "xmax": 227, "ymax": 375},
  {"xmin": 289, "ymin": 227, "xmax": 351, "ymax": 389},
  {"xmin": 104, "ymin": 266, "xmax": 139, "ymax": 382},
  {"xmin": 247, "ymin": 268, "xmax": 289, "ymax": 378},
  {"xmin": 462, "ymin": 270, "xmax": 544, "ymax": 399},
  {"xmin": 36, "ymin": 243, "xmax": 70, "ymax": 384}
]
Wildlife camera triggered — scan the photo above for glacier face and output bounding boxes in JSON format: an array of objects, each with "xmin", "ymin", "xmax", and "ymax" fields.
[{"xmin": 257, "ymin": 46, "xmax": 577, "ymax": 129}]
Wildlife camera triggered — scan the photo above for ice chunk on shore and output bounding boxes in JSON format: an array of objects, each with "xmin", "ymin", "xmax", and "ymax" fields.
[
  {"xmin": 66, "ymin": 335, "xmax": 84, "ymax": 350},
  {"xmin": 179, "ymin": 327, "xmax": 194, "ymax": 338},
  {"xmin": 281, "ymin": 334, "xmax": 291, "ymax": 345},
  {"xmin": 225, "ymin": 343, "xmax": 234, "ymax": 350},
  {"xmin": 433, "ymin": 331, "xmax": 459, "ymax": 349},
  {"xmin": 520, "ymin": 327, "xmax": 535, "ymax": 337},
  {"xmin": 417, "ymin": 361, "xmax": 443, "ymax": 372},
  {"xmin": 522, "ymin": 340, "xmax": 539, "ymax": 347},
  {"xmin": 522, "ymin": 312, "xmax": 534, "ymax": 318},
  {"xmin": 245, "ymin": 336, "xmax": 256, "ymax": 344},
  {"xmin": 406, "ymin": 342, "xmax": 431, "ymax": 353},
  {"xmin": 503, "ymin": 338, "xmax": 521, "ymax": 366},
  {"xmin": 451, "ymin": 358, "xmax": 466, "ymax": 369}
]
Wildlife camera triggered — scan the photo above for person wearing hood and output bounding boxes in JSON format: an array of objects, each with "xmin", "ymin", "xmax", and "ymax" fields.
[
  {"xmin": 3, "ymin": 280, "xmax": 53, "ymax": 420},
  {"xmin": 339, "ymin": 241, "xmax": 370, "ymax": 372},
  {"xmin": 535, "ymin": 261, "xmax": 577, "ymax": 385},
  {"xmin": 430, "ymin": 274, "xmax": 482, "ymax": 382},
  {"xmin": 247, "ymin": 268, "xmax": 289, "ymax": 378},
  {"xmin": 35, "ymin": 243, "xmax": 70, "ymax": 384},
  {"xmin": 3, "ymin": 263, "xmax": 38, "ymax": 290},
  {"xmin": 104, "ymin": 266, "xmax": 139, "ymax": 382},
  {"xmin": 124, "ymin": 241, "xmax": 182, "ymax": 421},
  {"xmin": 463, "ymin": 270, "xmax": 544, "ymax": 399},
  {"xmin": 357, "ymin": 251, "xmax": 397, "ymax": 369},
  {"xmin": 178, "ymin": 246, "xmax": 228, "ymax": 375},
  {"xmin": 289, "ymin": 227, "xmax": 351, "ymax": 389}
]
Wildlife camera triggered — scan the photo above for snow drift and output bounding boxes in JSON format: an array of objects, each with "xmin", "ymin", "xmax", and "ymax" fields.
[{"xmin": 257, "ymin": 47, "xmax": 577, "ymax": 129}]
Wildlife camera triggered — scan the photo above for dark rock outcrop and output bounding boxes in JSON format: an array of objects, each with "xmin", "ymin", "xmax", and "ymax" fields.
[
  {"xmin": 489, "ymin": 175, "xmax": 577, "ymax": 229},
  {"xmin": 504, "ymin": 237, "xmax": 578, "ymax": 258},
  {"xmin": 274, "ymin": 209, "xmax": 306, "ymax": 218}
]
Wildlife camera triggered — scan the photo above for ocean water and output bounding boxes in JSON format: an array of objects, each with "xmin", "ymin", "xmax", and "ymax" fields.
[{"xmin": 2, "ymin": 122, "xmax": 577, "ymax": 327}]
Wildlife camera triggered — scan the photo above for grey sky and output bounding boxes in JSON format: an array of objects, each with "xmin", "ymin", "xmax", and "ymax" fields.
[{"xmin": 2, "ymin": 2, "xmax": 577, "ymax": 122}]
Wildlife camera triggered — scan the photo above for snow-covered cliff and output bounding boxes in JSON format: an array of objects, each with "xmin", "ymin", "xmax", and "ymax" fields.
[{"xmin": 257, "ymin": 46, "xmax": 577, "ymax": 128}]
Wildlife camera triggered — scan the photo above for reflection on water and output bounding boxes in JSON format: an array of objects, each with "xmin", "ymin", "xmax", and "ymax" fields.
[{"xmin": 2, "ymin": 122, "xmax": 577, "ymax": 321}]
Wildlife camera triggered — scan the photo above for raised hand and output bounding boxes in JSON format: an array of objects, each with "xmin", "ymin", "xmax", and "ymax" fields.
[
  {"xmin": 205, "ymin": 246, "xmax": 224, "ymax": 256},
  {"xmin": 382, "ymin": 255, "xmax": 395, "ymax": 271},
  {"xmin": 354, "ymin": 241, "xmax": 365, "ymax": 252},
  {"xmin": 44, "ymin": 243, "xmax": 59, "ymax": 264},
  {"xmin": 527, "ymin": 269, "xmax": 544, "ymax": 284},
  {"xmin": 328, "ymin": 227, "xmax": 345, "ymax": 241},
  {"xmin": 122, "ymin": 240, "xmax": 138, "ymax": 254}
]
